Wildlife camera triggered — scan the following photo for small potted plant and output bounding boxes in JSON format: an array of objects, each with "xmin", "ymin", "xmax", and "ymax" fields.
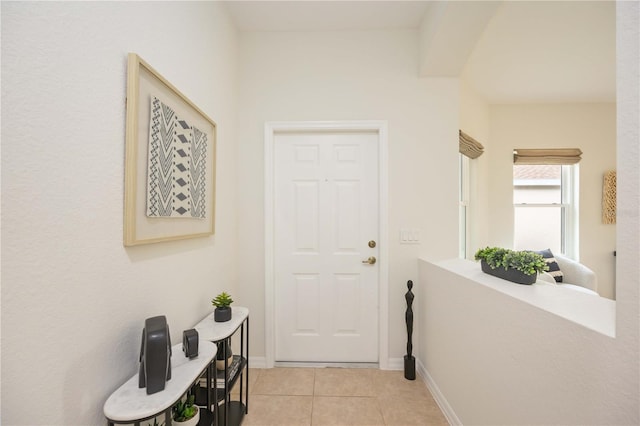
[
  {"xmin": 475, "ymin": 247, "xmax": 548, "ymax": 285},
  {"xmin": 173, "ymin": 394, "xmax": 199, "ymax": 426},
  {"xmin": 212, "ymin": 291, "xmax": 233, "ymax": 322}
]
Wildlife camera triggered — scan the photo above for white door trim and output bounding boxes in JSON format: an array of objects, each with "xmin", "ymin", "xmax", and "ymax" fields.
[{"xmin": 265, "ymin": 120, "xmax": 389, "ymax": 369}]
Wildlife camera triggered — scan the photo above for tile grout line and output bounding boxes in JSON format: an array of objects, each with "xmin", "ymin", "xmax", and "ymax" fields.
[
  {"xmin": 310, "ymin": 369, "xmax": 316, "ymax": 426},
  {"xmin": 374, "ymin": 391, "xmax": 388, "ymax": 426}
]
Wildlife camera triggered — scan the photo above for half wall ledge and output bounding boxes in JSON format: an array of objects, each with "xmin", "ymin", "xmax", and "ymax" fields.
[{"xmin": 420, "ymin": 258, "xmax": 615, "ymax": 337}]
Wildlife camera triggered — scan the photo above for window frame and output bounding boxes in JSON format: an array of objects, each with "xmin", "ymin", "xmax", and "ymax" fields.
[
  {"xmin": 459, "ymin": 153, "xmax": 470, "ymax": 259},
  {"xmin": 513, "ymin": 164, "xmax": 579, "ymax": 259}
]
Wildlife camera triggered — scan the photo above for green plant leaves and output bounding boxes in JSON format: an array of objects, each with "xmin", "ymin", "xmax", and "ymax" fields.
[
  {"xmin": 173, "ymin": 394, "xmax": 197, "ymax": 422},
  {"xmin": 212, "ymin": 291, "xmax": 234, "ymax": 308},
  {"xmin": 474, "ymin": 247, "xmax": 549, "ymax": 276}
]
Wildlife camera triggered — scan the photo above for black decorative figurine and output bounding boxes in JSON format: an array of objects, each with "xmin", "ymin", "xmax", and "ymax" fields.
[
  {"xmin": 182, "ymin": 328, "xmax": 199, "ymax": 359},
  {"xmin": 404, "ymin": 280, "xmax": 416, "ymax": 380},
  {"xmin": 138, "ymin": 315, "xmax": 172, "ymax": 394}
]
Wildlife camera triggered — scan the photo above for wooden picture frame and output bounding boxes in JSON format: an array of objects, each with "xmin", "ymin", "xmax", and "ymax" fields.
[{"xmin": 124, "ymin": 53, "xmax": 216, "ymax": 246}]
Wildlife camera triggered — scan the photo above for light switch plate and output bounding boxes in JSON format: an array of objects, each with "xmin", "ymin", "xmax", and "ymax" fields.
[{"xmin": 400, "ymin": 228, "xmax": 420, "ymax": 244}]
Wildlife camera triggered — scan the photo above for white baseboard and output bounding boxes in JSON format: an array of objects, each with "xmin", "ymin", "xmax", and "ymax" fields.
[
  {"xmin": 251, "ymin": 356, "xmax": 405, "ymax": 370},
  {"xmin": 385, "ymin": 357, "xmax": 404, "ymax": 370},
  {"xmin": 248, "ymin": 356, "xmax": 267, "ymax": 369},
  {"xmin": 416, "ymin": 358, "xmax": 462, "ymax": 426},
  {"xmin": 274, "ymin": 361, "xmax": 379, "ymax": 368}
]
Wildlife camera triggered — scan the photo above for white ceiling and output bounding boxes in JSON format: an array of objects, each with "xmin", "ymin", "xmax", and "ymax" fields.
[
  {"xmin": 223, "ymin": 1, "xmax": 616, "ymax": 104},
  {"xmin": 224, "ymin": 1, "xmax": 431, "ymax": 32},
  {"xmin": 462, "ymin": 1, "xmax": 616, "ymax": 103}
]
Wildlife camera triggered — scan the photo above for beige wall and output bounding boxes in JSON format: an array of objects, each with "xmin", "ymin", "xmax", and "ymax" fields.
[
  {"xmin": 236, "ymin": 29, "xmax": 460, "ymax": 362},
  {"xmin": 1, "ymin": 3, "xmax": 239, "ymax": 424}
]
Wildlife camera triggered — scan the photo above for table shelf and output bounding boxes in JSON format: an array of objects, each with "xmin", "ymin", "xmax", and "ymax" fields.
[
  {"xmin": 103, "ymin": 341, "xmax": 216, "ymax": 425},
  {"xmin": 194, "ymin": 308, "xmax": 249, "ymax": 426},
  {"xmin": 104, "ymin": 308, "xmax": 249, "ymax": 426}
]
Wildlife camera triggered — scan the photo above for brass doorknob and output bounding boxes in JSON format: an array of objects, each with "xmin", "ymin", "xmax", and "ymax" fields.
[{"xmin": 362, "ymin": 256, "xmax": 377, "ymax": 265}]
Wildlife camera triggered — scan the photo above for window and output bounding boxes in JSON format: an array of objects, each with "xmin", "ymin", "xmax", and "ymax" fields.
[
  {"xmin": 513, "ymin": 164, "xmax": 579, "ymax": 257},
  {"xmin": 458, "ymin": 130, "xmax": 484, "ymax": 260},
  {"xmin": 459, "ymin": 154, "xmax": 470, "ymax": 259}
]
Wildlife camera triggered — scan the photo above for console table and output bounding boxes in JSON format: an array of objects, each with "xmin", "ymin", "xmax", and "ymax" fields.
[
  {"xmin": 194, "ymin": 307, "xmax": 249, "ymax": 426},
  {"xmin": 103, "ymin": 308, "xmax": 249, "ymax": 426},
  {"xmin": 103, "ymin": 340, "xmax": 216, "ymax": 425}
]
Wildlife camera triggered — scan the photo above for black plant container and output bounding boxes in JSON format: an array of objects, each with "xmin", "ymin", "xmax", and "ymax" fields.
[
  {"xmin": 481, "ymin": 260, "xmax": 537, "ymax": 285},
  {"xmin": 214, "ymin": 306, "xmax": 232, "ymax": 322}
]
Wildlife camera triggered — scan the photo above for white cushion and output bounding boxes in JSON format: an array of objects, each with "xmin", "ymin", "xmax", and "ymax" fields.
[
  {"xmin": 537, "ymin": 271, "xmax": 558, "ymax": 284},
  {"xmin": 554, "ymin": 254, "xmax": 598, "ymax": 294}
]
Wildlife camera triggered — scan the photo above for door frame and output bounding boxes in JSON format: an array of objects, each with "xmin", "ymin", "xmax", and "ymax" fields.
[{"xmin": 264, "ymin": 120, "xmax": 389, "ymax": 368}]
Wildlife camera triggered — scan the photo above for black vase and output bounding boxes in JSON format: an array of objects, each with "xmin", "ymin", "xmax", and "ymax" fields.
[
  {"xmin": 216, "ymin": 339, "xmax": 233, "ymax": 370},
  {"xmin": 214, "ymin": 307, "xmax": 232, "ymax": 322},
  {"xmin": 481, "ymin": 260, "xmax": 537, "ymax": 285}
]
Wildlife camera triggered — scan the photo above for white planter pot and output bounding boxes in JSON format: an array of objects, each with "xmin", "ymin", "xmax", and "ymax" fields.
[{"xmin": 174, "ymin": 408, "xmax": 200, "ymax": 426}]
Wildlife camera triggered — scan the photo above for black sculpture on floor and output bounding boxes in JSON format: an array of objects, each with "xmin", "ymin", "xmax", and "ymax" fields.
[{"xmin": 404, "ymin": 280, "xmax": 416, "ymax": 380}]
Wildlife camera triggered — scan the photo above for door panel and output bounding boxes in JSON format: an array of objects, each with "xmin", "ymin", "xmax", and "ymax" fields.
[
  {"xmin": 293, "ymin": 181, "xmax": 319, "ymax": 252},
  {"xmin": 293, "ymin": 274, "xmax": 320, "ymax": 334},
  {"xmin": 274, "ymin": 131, "xmax": 379, "ymax": 363}
]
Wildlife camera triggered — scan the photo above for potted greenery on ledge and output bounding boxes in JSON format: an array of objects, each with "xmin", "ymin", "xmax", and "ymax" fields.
[
  {"xmin": 474, "ymin": 247, "xmax": 548, "ymax": 285},
  {"xmin": 212, "ymin": 291, "xmax": 233, "ymax": 322}
]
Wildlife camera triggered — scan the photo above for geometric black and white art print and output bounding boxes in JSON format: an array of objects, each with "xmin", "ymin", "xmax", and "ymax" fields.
[{"xmin": 146, "ymin": 95, "xmax": 208, "ymax": 219}]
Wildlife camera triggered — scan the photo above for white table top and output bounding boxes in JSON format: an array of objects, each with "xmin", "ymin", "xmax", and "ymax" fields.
[
  {"xmin": 194, "ymin": 307, "xmax": 249, "ymax": 342},
  {"xmin": 103, "ymin": 340, "xmax": 216, "ymax": 422}
]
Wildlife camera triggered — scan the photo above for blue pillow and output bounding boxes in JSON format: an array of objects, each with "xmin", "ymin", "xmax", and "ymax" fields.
[{"xmin": 536, "ymin": 249, "xmax": 563, "ymax": 282}]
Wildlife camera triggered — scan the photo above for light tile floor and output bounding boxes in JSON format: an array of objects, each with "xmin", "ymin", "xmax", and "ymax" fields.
[{"xmin": 234, "ymin": 367, "xmax": 449, "ymax": 426}]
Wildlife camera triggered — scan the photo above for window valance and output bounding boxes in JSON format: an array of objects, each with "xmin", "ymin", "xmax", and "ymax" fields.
[
  {"xmin": 513, "ymin": 148, "xmax": 582, "ymax": 165},
  {"xmin": 459, "ymin": 130, "xmax": 484, "ymax": 159}
]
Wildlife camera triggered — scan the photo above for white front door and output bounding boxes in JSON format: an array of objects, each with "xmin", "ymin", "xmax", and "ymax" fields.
[{"xmin": 274, "ymin": 130, "xmax": 380, "ymax": 363}]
